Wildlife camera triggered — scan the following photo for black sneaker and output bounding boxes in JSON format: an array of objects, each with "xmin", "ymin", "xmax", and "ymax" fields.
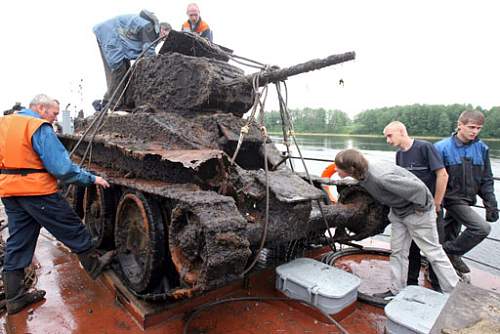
[{"xmin": 448, "ymin": 254, "xmax": 470, "ymax": 274}]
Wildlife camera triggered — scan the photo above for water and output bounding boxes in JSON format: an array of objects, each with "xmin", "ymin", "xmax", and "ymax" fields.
[{"xmin": 271, "ymin": 134, "xmax": 500, "ymax": 275}]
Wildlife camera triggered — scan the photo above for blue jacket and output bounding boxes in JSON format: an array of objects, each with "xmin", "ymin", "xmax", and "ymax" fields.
[
  {"xmin": 18, "ymin": 109, "xmax": 95, "ymax": 186},
  {"xmin": 94, "ymin": 14, "xmax": 157, "ymax": 71},
  {"xmin": 434, "ymin": 134, "xmax": 497, "ymax": 209}
]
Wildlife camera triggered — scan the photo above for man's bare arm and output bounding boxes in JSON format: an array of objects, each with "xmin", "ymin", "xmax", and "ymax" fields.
[{"xmin": 434, "ymin": 168, "xmax": 448, "ymax": 211}]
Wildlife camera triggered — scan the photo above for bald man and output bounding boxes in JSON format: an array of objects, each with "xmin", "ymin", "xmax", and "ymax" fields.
[
  {"xmin": 383, "ymin": 121, "xmax": 448, "ymax": 291},
  {"xmin": 181, "ymin": 3, "xmax": 213, "ymax": 42}
]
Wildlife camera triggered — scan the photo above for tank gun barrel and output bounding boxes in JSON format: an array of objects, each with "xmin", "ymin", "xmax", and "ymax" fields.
[{"xmin": 243, "ymin": 51, "xmax": 356, "ymax": 86}]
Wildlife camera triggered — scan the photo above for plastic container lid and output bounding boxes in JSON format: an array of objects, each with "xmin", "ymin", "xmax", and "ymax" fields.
[
  {"xmin": 385, "ymin": 285, "xmax": 449, "ymax": 334},
  {"xmin": 276, "ymin": 258, "xmax": 361, "ymax": 298}
]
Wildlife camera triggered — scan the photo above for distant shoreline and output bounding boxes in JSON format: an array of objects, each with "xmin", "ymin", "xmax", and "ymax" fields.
[{"xmin": 268, "ymin": 132, "xmax": 500, "ymax": 141}]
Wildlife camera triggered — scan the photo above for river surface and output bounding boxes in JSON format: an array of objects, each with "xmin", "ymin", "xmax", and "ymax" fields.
[{"xmin": 271, "ymin": 134, "xmax": 500, "ymax": 275}]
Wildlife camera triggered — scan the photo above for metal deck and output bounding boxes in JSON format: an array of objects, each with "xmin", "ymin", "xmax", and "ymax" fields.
[{"xmin": 1, "ymin": 229, "xmax": 499, "ymax": 333}]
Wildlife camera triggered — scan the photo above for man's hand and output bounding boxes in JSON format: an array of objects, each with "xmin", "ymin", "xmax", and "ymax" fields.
[
  {"xmin": 434, "ymin": 200, "xmax": 442, "ymax": 213},
  {"xmin": 94, "ymin": 176, "xmax": 110, "ymax": 188},
  {"xmin": 486, "ymin": 208, "xmax": 499, "ymax": 222}
]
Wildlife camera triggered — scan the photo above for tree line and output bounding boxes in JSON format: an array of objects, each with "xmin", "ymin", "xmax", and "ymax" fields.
[{"xmin": 264, "ymin": 104, "xmax": 500, "ymax": 138}]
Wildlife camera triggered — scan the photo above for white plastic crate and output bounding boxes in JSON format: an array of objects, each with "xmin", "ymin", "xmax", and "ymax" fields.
[
  {"xmin": 275, "ymin": 258, "xmax": 361, "ymax": 315},
  {"xmin": 385, "ymin": 285, "xmax": 449, "ymax": 334}
]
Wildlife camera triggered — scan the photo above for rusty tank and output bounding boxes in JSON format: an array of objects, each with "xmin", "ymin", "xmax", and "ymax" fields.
[{"xmin": 59, "ymin": 31, "xmax": 390, "ymax": 299}]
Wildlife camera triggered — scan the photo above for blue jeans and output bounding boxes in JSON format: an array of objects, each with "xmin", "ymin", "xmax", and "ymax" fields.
[{"xmin": 2, "ymin": 192, "xmax": 92, "ymax": 271}]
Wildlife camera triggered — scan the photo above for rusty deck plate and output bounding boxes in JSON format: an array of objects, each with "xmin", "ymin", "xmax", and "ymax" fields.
[{"xmin": 1, "ymin": 229, "xmax": 500, "ymax": 333}]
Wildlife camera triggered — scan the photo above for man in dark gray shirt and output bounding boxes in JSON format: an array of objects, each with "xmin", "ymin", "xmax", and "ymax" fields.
[
  {"xmin": 384, "ymin": 121, "xmax": 448, "ymax": 290},
  {"xmin": 334, "ymin": 149, "xmax": 459, "ymax": 298}
]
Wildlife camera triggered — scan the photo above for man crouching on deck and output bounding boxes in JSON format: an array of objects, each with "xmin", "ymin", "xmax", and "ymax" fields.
[
  {"xmin": 0, "ymin": 94, "xmax": 114, "ymax": 314},
  {"xmin": 334, "ymin": 149, "xmax": 459, "ymax": 300}
]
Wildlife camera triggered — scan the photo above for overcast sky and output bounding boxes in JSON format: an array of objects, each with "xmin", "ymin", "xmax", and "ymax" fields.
[{"xmin": 1, "ymin": 1, "xmax": 499, "ymax": 118}]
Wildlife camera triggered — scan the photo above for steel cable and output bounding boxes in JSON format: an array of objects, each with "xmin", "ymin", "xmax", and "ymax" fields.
[
  {"xmin": 236, "ymin": 70, "xmax": 272, "ymax": 277},
  {"xmin": 64, "ymin": 34, "xmax": 168, "ymax": 198}
]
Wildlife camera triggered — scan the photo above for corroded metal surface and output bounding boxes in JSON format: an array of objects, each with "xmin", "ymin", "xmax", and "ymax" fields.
[
  {"xmin": 126, "ymin": 53, "xmax": 251, "ymax": 115},
  {"xmin": 68, "ymin": 156, "xmax": 390, "ymax": 296},
  {"xmin": 58, "ymin": 37, "xmax": 370, "ymax": 297},
  {"xmin": 308, "ymin": 185, "xmax": 390, "ymax": 243}
]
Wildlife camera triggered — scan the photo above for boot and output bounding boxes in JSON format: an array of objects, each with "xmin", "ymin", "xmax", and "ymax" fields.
[
  {"xmin": 77, "ymin": 249, "xmax": 116, "ymax": 280},
  {"xmin": 3, "ymin": 270, "xmax": 46, "ymax": 315},
  {"xmin": 447, "ymin": 254, "xmax": 470, "ymax": 274}
]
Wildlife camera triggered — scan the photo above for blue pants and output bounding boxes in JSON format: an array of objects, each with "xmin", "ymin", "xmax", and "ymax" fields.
[{"xmin": 2, "ymin": 192, "xmax": 92, "ymax": 271}]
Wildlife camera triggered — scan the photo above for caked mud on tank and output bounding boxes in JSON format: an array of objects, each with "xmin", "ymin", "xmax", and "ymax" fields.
[{"xmin": 58, "ymin": 31, "xmax": 390, "ymax": 299}]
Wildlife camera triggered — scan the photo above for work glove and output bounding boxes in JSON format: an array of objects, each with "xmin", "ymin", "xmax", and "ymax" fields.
[
  {"xmin": 486, "ymin": 208, "xmax": 499, "ymax": 222},
  {"xmin": 92, "ymin": 99, "xmax": 103, "ymax": 112},
  {"xmin": 483, "ymin": 195, "xmax": 498, "ymax": 222}
]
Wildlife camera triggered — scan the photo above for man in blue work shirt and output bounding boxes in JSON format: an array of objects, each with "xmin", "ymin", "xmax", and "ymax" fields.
[
  {"xmin": 0, "ymin": 94, "xmax": 114, "ymax": 315},
  {"xmin": 434, "ymin": 110, "xmax": 498, "ymax": 276},
  {"xmin": 93, "ymin": 10, "xmax": 171, "ymax": 111}
]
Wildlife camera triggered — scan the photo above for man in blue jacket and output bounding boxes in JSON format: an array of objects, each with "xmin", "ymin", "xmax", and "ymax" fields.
[
  {"xmin": 93, "ymin": 10, "xmax": 171, "ymax": 110},
  {"xmin": 434, "ymin": 110, "xmax": 498, "ymax": 276}
]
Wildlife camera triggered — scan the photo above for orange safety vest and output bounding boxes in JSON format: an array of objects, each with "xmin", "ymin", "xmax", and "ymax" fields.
[
  {"xmin": 0, "ymin": 114, "xmax": 58, "ymax": 197},
  {"xmin": 181, "ymin": 19, "xmax": 210, "ymax": 35}
]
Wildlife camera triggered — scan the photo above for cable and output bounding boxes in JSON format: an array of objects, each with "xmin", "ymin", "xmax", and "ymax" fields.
[
  {"xmin": 276, "ymin": 82, "xmax": 294, "ymax": 172},
  {"xmin": 64, "ymin": 34, "xmax": 168, "ymax": 200},
  {"xmin": 182, "ymin": 296, "xmax": 349, "ymax": 334},
  {"xmin": 236, "ymin": 70, "xmax": 272, "ymax": 277},
  {"xmin": 274, "ymin": 82, "xmax": 337, "ymax": 253},
  {"xmin": 68, "ymin": 33, "xmax": 168, "ymax": 161}
]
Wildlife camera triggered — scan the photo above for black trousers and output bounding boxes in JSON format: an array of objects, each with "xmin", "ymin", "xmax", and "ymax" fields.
[
  {"xmin": 2, "ymin": 192, "xmax": 92, "ymax": 271},
  {"xmin": 442, "ymin": 204, "xmax": 491, "ymax": 256},
  {"xmin": 407, "ymin": 209, "xmax": 444, "ymax": 286}
]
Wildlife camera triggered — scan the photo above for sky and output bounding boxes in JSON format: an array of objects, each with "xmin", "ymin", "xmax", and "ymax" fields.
[{"xmin": 1, "ymin": 1, "xmax": 499, "ymax": 118}]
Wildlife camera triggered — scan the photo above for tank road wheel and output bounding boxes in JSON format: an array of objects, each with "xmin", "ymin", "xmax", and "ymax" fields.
[
  {"xmin": 83, "ymin": 185, "xmax": 116, "ymax": 249},
  {"xmin": 168, "ymin": 208, "xmax": 201, "ymax": 288},
  {"xmin": 114, "ymin": 191, "xmax": 165, "ymax": 293}
]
